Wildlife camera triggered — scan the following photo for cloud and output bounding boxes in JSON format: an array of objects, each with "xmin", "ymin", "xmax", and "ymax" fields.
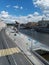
[
  {"xmin": 20, "ymin": 6, "xmax": 23, "ymax": 9},
  {"xmin": 33, "ymin": 0, "xmax": 49, "ymax": 9},
  {"xmin": 6, "ymin": 5, "xmax": 10, "ymax": 8},
  {"xmin": 0, "ymin": 11, "xmax": 17, "ymax": 23},
  {"xmin": 33, "ymin": 0, "xmax": 49, "ymax": 17},
  {"xmin": 15, "ymin": 12, "xmax": 43, "ymax": 23},
  {"xmin": 13, "ymin": 5, "xmax": 23, "ymax": 10},
  {"xmin": 1, "ymin": 11, "xmax": 9, "ymax": 18},
  {"xmin": 17, "ymin": 12, "xmax": 49, "ymax": 23},
  {"xmin": 13, "ymin": 5, "xmax": 19, "ymax": 9},
  {"xmin": 0, "ymin": 11, "xmax": 48, "ymax": 23},
  {"xmin": 33, "ymin": 12, "xmax": 39, "ymax": 16},
  {"xmin": 27, "ymin": 13, "xmax": 42, "ymax": 22}
]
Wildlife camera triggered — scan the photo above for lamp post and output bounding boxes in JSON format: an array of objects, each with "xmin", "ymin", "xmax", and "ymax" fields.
[
  {"xmin": 28, "ymin": 38, "xmax": 33, "ymax": 51},
  {"xmin": 18, "ymin": 23, "xmax": 20, "ymax": 32},
  {"xmin": 31, "ymin": 29, "xmax": 33, "ymax": 51}
]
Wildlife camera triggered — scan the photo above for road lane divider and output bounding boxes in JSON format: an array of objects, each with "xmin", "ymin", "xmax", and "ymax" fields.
[{"xmin": 0, "ymin": 47, "xmax": 21, "ymax": 57}]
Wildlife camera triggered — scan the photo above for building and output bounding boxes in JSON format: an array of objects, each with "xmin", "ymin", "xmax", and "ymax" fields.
[{"xmin": 38, "ymin": 20, "xmax": 49, "ymax": 27}]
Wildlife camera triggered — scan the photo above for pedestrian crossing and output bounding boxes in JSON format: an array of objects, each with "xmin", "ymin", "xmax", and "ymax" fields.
[{"xmin": 0, "ymin": 47, "xmax": 21, "ymax": 57}]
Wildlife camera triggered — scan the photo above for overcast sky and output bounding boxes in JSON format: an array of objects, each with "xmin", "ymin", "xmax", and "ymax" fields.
[{"xmin": 0, "ymin": 0, "xmax": 49, "ymax": 23}]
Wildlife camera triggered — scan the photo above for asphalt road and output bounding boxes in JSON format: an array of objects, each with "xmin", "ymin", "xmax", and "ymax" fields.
[
  {"xmin": 0, "ymin": 30, "xmax": 10, "ymax": 65},
  {"xmin": 0, "ymin": 29, "xmax": 33, "ymax": 65}
]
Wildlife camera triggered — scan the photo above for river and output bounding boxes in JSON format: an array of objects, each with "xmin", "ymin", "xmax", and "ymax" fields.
[
  {"xmin": 20, "ymin": 29, "xmax": 49, "ymax": 47},
  {"xmin": 20, "ymin": 29, "xmax": 49, "ymax": 62}
]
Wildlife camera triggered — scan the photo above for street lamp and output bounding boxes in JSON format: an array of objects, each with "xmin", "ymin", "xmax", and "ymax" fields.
[
  {"xmin": 18, "ymin": 23, "xmax": 20, "ymax": 32},
  {"xmin": 28, "ymin": 38, "xmax": 33, "ymax": 51}
]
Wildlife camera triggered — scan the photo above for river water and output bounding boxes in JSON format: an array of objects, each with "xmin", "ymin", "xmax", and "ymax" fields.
[
  {"xmin": 20, "ymin": 29, "xmax": 49, "ymax": 62},
  {"xmin": 20, "ymin": 29, "xmax": 49, "ymax": 47}
]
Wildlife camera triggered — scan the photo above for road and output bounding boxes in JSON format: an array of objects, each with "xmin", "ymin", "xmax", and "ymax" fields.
[{"xmin": 0, "ymin": 29, "xmax": 33, "ymax": 65}]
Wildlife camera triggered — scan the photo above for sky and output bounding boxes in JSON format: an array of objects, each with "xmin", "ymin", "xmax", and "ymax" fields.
[
  {"xmin": 0, "ymin": 0, "xmax": 42, "ymax": 16},
  {"xmin": 0, "ymin": 0, "xmax": 49, "ymax": 23}
]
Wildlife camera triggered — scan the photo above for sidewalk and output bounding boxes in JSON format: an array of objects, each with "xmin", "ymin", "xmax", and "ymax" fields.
[{"xmin": 6, "ymin": 28, "xmax": 46, "ymax": 65}]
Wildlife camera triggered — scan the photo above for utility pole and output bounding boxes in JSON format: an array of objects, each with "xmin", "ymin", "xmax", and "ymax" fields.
[{"xmin": 18, "ymin": 24, "xmax": 20, "ymax": 30}]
